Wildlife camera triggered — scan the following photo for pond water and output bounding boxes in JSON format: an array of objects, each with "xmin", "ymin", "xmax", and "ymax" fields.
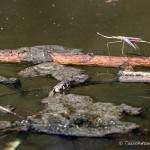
[{"xmin": 0, "ymin": 0, "xmax": 150, "ymax": 149}]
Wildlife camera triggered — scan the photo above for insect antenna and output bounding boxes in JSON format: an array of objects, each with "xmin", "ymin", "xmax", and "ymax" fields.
[{"xmin": 97, "ymin": 32, "xmax": 113, "ymax": 39}]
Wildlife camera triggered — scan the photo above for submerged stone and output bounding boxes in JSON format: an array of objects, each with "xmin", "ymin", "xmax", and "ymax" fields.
[
  {"xmin": 28, "ymin": 94, "xmax": 140, "ymax": 137},
  {"xmin": 18, "ymin": 62, "xmax": 89, "ymax": 83},
  {"xmin": 0, "ymin": 94, "xmax": 141, "ymax": 137},
  {"xmin": 18, "ymin": 45, "xmax": 83, "ymax": 64},
  {"xmin": 120, "ymin": 103, "xmax": 142, "ymax": 115},
  {"xmin": 0, "ymin": 76, "xmax": 20, "ymax": 86}
]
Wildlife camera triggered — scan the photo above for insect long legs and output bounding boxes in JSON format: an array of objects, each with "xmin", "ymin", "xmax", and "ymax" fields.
[
  {"xmin": 97, "ymin": 32, "xmax": 150, "ymax": 55},
  {"xmin": 106, "ymin": 41, "xmax": 122, "ymax": 55}
]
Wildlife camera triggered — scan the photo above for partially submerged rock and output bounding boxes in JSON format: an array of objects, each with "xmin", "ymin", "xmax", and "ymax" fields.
[
  {"xmin": 0, "ymin": 94, "xmax": 141, "ymax": 137},
  {"xmin": 18, "ymin": 45, "xmax": 83, "ymax": 64},
  {"xmin": 0, "ymin": 120, "xmax": 27, "ymax": 132},
  {"xmin": 0, "ymin": 76, "xmax": 20, "ymax": 85},
  {"xmin": 120, "ymin": 103, "xmax": 142, "ymax": 115},
  {"xmin": 28, "ymin": 94, "xmax": 140, "ymax": 137},
  {"xmin": 18, "ymin": 62, "xmax": 89, "ymax": 83}
]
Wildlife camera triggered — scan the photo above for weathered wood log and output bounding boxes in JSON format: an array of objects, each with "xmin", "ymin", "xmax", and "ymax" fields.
[
  {"xmin": 0, "ymin": 50, "xmax": 27, "ymax": 63},
  {"xmin": 0, "ymin": 45, "xmax": 82, "ymax": 64},
  {"xmin": 0, "ymin": 46, "xmax": 150, "ymax": 68},
  {"xmin": 118, "ymin": 70, "xmax": 150, "ymax": 83},
  {"xmin": 51, "ymin": 53, "xmax": 150, "ymax": 68},
  {"xmin": 118, "ymin": 70, "xmax": 150, "ymax": 76},
  {"xmin": 119, "ymin": 76, "xmax": 150, "ymax": 83}
]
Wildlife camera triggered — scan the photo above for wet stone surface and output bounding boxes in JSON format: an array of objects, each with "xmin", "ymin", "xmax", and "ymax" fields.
[
  {"xmin": 27, "ymin": 94, "xmax": 141, "ymax": 137},
  {"xmin": 18, "ymin": 45, "xmax": 83, "ymax": 64},
  {"xmin": 120, "ymin": 103, "xmax": 142, "ymax": 115},
  {"xmin": 0, "ymin": 45, "xmax": 143, "ymax": 137},
  {"xmin": 0, "ymin": 94, "xmax": 141, "ymax": 137},
  {"xmin": 18, "ymin": 62, "xmax": 89, "ymax": 83},
  {"xmin": 0, "ymin": 76, "xmax": 21, "ymax": 86}
]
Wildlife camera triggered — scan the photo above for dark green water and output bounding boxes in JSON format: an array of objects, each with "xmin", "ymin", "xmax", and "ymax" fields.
[{"xmin": 0, "ymin": 0, "xmax": 150, "ymax": 149}]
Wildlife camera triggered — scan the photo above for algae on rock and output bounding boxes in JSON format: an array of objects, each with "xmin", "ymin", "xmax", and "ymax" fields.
[{"xmin": 28, "ymin": 94, "xmax": 141, "ymax": 137}]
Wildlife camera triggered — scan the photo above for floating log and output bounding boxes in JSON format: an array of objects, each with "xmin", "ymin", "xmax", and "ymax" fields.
[
  {"xmin": 118, "ymin": 70, "xmax": 150, "ymax": 83},
  {"xmin": 0, "ymin": 45, "xmax": 82, "ymax": 64},
  {"xmin": 0, "ymin": 50, "xmax": 26, "ymax": 63},
  {"xmin": 51, "ymin": 53, "xmax": 150, "ymax": 68},
  {"xmin": 118, "ymin": 70, "xmax": 150, "ymax": 76},
  {"xmin": 0, "ymin": 46, "xmax": 150, "ymax": 68},
  {"xmin": 119, "ymin": 76, "xmax": 150, "ymax": 83}
]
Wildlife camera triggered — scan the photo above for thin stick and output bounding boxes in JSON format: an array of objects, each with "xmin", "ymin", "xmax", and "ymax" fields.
[{"xmin": 0, "ymin": 106, "xmax": 24, "ymax": 120}]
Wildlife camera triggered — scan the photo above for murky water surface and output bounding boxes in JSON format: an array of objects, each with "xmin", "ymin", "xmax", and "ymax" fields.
[{"xmin": 0, "ymin": 0, "xmax": 150, "ymax": 149}]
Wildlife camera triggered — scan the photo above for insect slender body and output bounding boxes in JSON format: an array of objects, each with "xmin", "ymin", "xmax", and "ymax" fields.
[{"xmin": 97, "ymin": 32, "xmax": 150, "ymax": 55}]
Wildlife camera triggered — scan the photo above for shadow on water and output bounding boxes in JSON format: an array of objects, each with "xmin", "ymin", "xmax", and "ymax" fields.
[{"xmin": 0, "ymin": 0, "xmax": 150, "ymax": 149}]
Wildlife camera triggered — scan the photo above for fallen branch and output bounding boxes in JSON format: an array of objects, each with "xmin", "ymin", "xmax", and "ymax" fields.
[
  {"xmin": 0, "ymin": 50, "xmax": 26, "ymax": 63},
  {"xmin": 0, "ymin": 106, "xmax": 24, "ymax": 120},
  {"xmin": 0, "ymin": 46, "xmax": 150, "ymax": 68},
  {"xmin": 118, "ymin": 70, "xmax": 150, "ymax": 83},
  {"xmin": 119, "ymin": 76, "xmax": 150, "ymax": 83},
  {"xmin": 118, "ymin": 70, "xmax": 150, "ymax": 76},
  {"xmin": 51, "ymin": 53, "xmax": 150, "ymax": 68}
]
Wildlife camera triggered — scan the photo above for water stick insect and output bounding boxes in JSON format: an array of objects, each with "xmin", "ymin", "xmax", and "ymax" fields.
[{"xmin": 97, "ymin": 32, "xmax": 150, "ymax": 55}]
